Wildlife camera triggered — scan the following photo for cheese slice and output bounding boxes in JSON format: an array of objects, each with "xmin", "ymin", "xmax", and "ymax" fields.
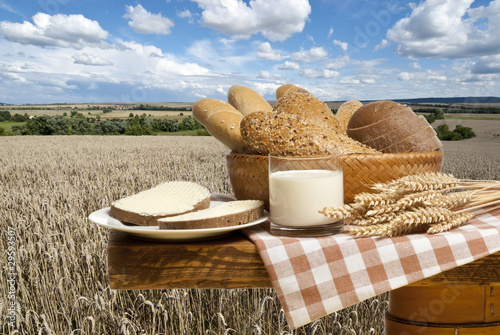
[
  {"xmin": 158, "ymin": 200, "xmax": 264, "ymax": 230},
  {"xmin": 109, "ymin": 181, "xmax": 211, "ymax": 226}
]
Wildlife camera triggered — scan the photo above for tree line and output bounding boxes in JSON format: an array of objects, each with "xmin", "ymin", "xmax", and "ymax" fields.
[
  {"xmin": 0, "ymin": 109, "xmax": 476, "ymax": 141},
  {"xmin": 1, "ymin": 112, "xmax": 208, "ymax": 136},
  {"xmin": 421, "ymin": 108, "xmax": 476, "ymax": 140}
]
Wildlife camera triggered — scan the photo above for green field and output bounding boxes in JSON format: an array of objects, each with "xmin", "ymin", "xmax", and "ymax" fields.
[{"xmin": 0, "ymin": 121, "xmax": 24, "ymax": 132}]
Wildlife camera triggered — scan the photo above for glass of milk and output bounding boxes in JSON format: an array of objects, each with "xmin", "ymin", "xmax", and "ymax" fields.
[{"xmin": 268, "ymin": 155, "xmax": 344, "ymax": 237}]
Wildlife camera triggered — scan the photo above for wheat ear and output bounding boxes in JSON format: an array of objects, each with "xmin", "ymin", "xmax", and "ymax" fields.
[{"xmin": 427, "ymin": 211, "xmax": 475, "ymax": 234}]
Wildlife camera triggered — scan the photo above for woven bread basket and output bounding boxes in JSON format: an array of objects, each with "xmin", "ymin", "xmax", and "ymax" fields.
[{"xmin": 226, "ymin": 150, "xmax": 443, "ymax": 209}]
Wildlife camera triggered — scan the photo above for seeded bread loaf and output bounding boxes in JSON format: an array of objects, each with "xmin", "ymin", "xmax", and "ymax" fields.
[
  {"xmin": 192, "ymin": 98, "xmax": 246, "ymax": 153},
  {"xmin": 240, "ymin": 111, "xmax": 379, "ymax": 156},
  {"xmin": 273, "ymin": 91, "xmax": 344, "ymax": 133},
  {"xmin": 158, "ymin": 200, "xmax": 264, "ymax": 230},
  {"xmin": 109, "ymin": 181, "xmax": 211, "ymax": 226},
  {"xmin": 228, "ymin": 85, "xmax": 273, "ymax": 116}
]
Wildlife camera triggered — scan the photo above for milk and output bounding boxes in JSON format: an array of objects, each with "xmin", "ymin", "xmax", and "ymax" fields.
[{"xmin": 269, "ymin": 169, "xmax": 344, "ymax": 227}]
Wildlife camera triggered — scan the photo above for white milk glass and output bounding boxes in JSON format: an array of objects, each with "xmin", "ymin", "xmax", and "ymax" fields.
[{"xmin": 269, "ymin": 155, "xmax": 344, "ymax": 237}]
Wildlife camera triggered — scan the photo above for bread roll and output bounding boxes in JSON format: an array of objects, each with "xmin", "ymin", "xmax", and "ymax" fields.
[
  {"xmin": 240, "ymin": 111, "xmax": 379, "ymax": 156},
  {"xmin": 109, "ymin": 181, "xmax": 211, "ymax": 226},
  {"xmin": 347, "ymin": 101, "xmax": 410, "ymax": 130},
  {"xmin": 275, "ymin": 84, "xmax": 308, "ymax": 100},
  {"xmin": 228, "ymin": 85, "xmax": 273, "ymax": 116},
  {"xmin": 192, "ymin": 98, "xmax": 246, "ymax": 153},
  {"xmin": 158, "ymin": 200, "xmax": 264, "ymax": 230},
  {"xmin": 336, "ymin": 100, "xmax": 363, "ymax": 131},
  {"xmin": 273, "ymin": 91, "xmax": 344, "ymax": 133}
]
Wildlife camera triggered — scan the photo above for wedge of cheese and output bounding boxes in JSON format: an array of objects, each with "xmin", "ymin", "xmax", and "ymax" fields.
[
  {"xmin": 158, "ymin": 200, "xmax": 264, "ymax": 230},
  {"xmin": 109, "ymin": 181, "xmax": 211, "ymax": 226}
]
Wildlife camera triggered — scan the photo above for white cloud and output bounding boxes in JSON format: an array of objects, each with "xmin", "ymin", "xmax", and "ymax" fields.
[
  {"xmin": 471, "ymin": 55, "xmax": 500, "ymax": 74},
  {"xmin": 325, "ymin": 55, "xmax": 351, "ymax": 70},
  {"xmin": 387, "ymin": 0, "xmax": 500, "ymax": 61},
  {"xmin": 333, "ymin": 40, "xmax": 348, "ymax": 51},
  {"xmin": 192, "ymin": 0, "xmax": 311, "ymax": 41},
  {"xmin": 300, "ymin": 68, "xmax": 339, "ymax": 78},
  {"xmin": 410, "ymin": 62, "xmax": 422, "ymax": 69},
  {"xmin": 278, "ymin": 61, "xmax": 300, "ymax": 70},
  {"xmin": 258, "ymin": 70, "xmax": 270, "ymax": 78},
  {"xmin": 256, "ymin": 42, "xmax": 282, "ymax": 60},
  {"xmin": 374, "ymin": 39, "xmax": 390, "ymax": 51},
  {"xmin": 124, "ymin": 4, "xmax": 174, "ymax": 35},
  {"xmin": 398, "ymin": 72, "xmax": 413, "ymax": 81},
  {"xmin": 327, "ymin": 26, "xmax": 334, "ymax": 38},
  {"xmin": 291, "ymin": 47, "xmax": 328, "ymax": 62},
  {"xmin": 177, "ymin": 9, "xmax": 192, "ymax": 19},
  {"xmin": 73, "ymin": 53, "xmax": 113, "ymax": 66},
  {"xmin": 0, "ymin": 13, "xmax": 109, "ymax": 49},
  {"xmin": 361, "ymin": 78, "xmax": 375, "ymax": 84},
  {"xmin": 0, "ymin": 36, "xmax": 212, "ymax": 103}
]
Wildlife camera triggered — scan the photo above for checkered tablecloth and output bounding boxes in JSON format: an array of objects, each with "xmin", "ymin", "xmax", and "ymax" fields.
[{"xmin": 242, "ymin": 207, "xmax": 500, "ymax": 330}]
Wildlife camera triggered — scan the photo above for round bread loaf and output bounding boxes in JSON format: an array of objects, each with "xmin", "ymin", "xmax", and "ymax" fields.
[
  {"xmin": 412, "ymin": 133, "xmax": 443, "ymax": 153},
  {"xmin": 336, "ymin": 100, "xmax": 363, "ymax": 131},
  {"xmin": 361, "ymin": 116, "xmax": 431, "ymax": 150},
  {"xmin": 381, "ymin": 126, "xmax": 440, "ymax": 153},
  {"xmin": 346, "ymin": 107, "xmax": 418, "ymax": 142},
  {"xmin": 347, "ymin": 100, "xmax": 412, "ymax": 130},
  {"xmin": 273, "ymin": 91, "xmax": 343, "ymax": 133}
]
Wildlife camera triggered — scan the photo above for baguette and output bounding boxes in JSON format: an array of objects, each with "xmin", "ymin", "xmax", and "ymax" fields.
[
  {"xmin": 192, "ymin": 98, "xmax": 246, "ymax": 153},
  {"xmin": 109, "ymin": 181, "xmax": 211, "ymax": 226},
  {"xmin": 158, "ymin": 200, "xmax": 264, "ymax": 230},
  {"xmin": 228, "ymin": 85, "xmax": 272, "ymax": 116}
]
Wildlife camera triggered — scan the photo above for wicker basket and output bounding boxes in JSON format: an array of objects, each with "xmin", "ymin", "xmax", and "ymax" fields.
[{"xmin": 226, "ymin": 150, "xmax": 444, "ymax": 208}]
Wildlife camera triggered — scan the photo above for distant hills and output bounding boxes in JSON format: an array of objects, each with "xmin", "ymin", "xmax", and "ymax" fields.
[
  {"xmin": 2, "ymin": 96, "xmax": 500, "ymax": 107},
  {"xmin": 361, "ymin": 96, "xmax": 500, "ymax": 104}
]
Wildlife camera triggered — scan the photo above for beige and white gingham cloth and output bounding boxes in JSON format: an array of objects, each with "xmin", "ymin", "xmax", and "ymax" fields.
[{"xmin": 242, "ymin": 208, "xmax": 500, "ymax": 329}]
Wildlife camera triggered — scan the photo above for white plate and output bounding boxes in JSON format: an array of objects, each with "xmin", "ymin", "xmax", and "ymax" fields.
[{"xmin": 88, "ymin": 201, "xmax": 268, "ymax": 242}]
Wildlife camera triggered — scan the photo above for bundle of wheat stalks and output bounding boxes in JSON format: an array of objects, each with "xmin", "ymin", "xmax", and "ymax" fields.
[{"xmin": 320, "ymin": 172, "xmax": 500, "ymax": 237}]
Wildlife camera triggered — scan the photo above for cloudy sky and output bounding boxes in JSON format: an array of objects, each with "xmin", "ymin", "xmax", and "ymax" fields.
[{"xmin": 0, "ymin": 0, "xmax": 499, "ymax": 104}]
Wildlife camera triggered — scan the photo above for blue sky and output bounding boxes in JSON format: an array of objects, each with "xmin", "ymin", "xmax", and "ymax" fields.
[{"xmin": 0, "ymin": 0, "xmax": 499, "ymax": 104}]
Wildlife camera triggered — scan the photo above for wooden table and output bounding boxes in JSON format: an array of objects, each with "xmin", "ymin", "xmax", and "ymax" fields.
[{"xmin": 108, "ymin": 230, "xmax": 500, "ymax": 334}]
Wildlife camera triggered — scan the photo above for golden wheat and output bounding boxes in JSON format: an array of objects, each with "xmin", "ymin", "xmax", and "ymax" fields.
[
  {"xmin": 1, "ymin": 137, "xmax": 497, "ymax": 334},
  {"xmin": 1, "ymin": 135, "xmax": 389, "ymax": 335}
]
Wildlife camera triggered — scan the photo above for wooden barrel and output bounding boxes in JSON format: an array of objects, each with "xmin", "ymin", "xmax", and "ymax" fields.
[{"xmin": 385, "ymin": 285, "xmax": 500, "ymax": 334}]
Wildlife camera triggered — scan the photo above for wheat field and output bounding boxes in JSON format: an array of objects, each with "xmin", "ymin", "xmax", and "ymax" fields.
[{"xmin": 1, "ymin": 135, "xmax": 498, "ymax": 335}]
